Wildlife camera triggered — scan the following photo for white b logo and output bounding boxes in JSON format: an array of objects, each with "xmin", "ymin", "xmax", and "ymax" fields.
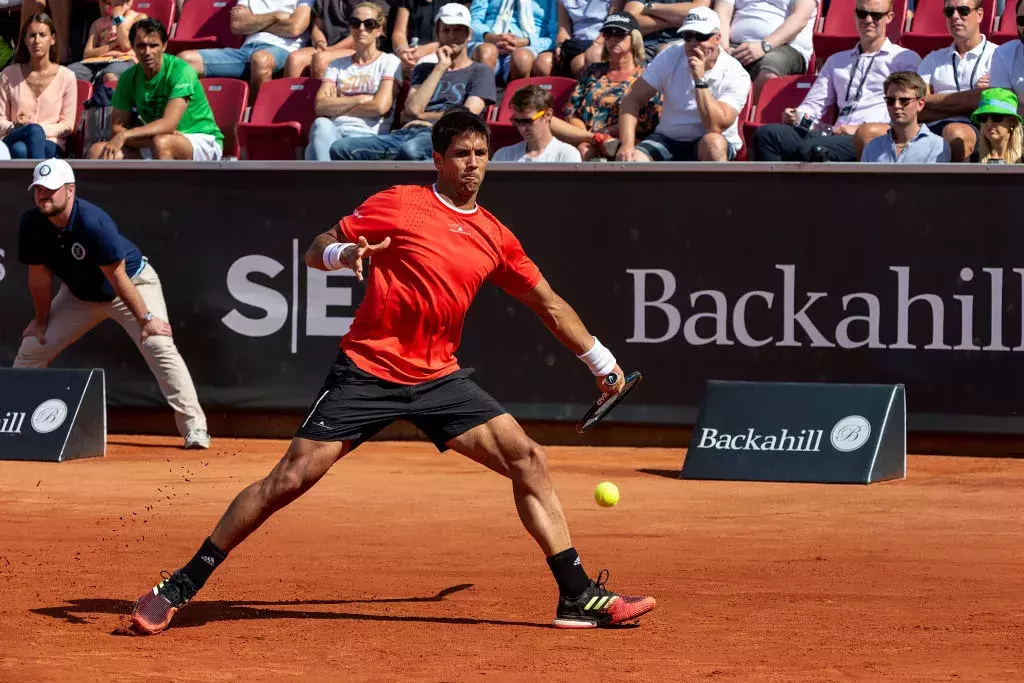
[
  {"xmin": 71, "ymin": 243, "xmax": 86, "ymax": 261},
  {"xmin": 31, "ymin": 399, "xmax": 68, "ymax": 434},
  {"xmin": 830, "ymin": 415, "xmax": 871, "ymax": 452}
]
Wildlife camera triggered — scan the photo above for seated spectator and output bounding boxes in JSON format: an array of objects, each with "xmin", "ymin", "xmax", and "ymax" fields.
[
  {"xmin": 861, "ymin": 71, "xmax": 950, "ymax": 161},
  {"xmin": 392, "ymin": 0, "xmax": 466, "ymax": 72},
  {"xmin": 469, "ymin": 0, "xmax": 559, "ymax": 81},
  {"xmin": 330, "ymin": 3, "xmax": 495, "ymax": 159},
  {"xmin": 624, "ymin": 0, "xmax": 711, "ymax": 61},
  {"xmin": 972, "ymin": 87, "xmax": 1023, "ymax": 162},
  {"xmin": 69, "ymin": 0, "xmax": 148, "ymax": 87},
  {"xmin": 616, "ymin": 7, "xmax": 750, "ymax": 161},
  {"xmin": 912, "ymin": 0, "xmax": 994, "ymax": 161},
  {"xmin": 988, "ymin": 0, "xmax": 1024, "ymax": 101},
  {"xmin": 178, "ymin": 0, "xmax": 313, "ymax": 102},
  {"xmin": 532, "ymin": 0, "xmax": 612, "ymax": 77},
  {"xmin": 285, "ymin": 0, "xmax": 360, "ymax": 78},
  {"xmin": 0, "ymin": 14, "xmax": 76, "ymax": 159},
  {"xmin": 753, "ymin": 0, "xmax": 920, "ymax": 162},
  {"xmin": 715, "ymin": 0, "xmax": 816, "ymax": 101},
  {"xmin": 19, "ymin": 0, "xmax": 69, "ymax": 63},
  {"xmin": 306, "ymin": 2, "xmax": 402, "ymax": 160},
  {"xmin": 87, "ymin": 20, "xmax": 225, "ymax": 160},
  {"xmin": 493, "ymin": 84, "xmax": 582, "ymax": 160},
  {"xmin": 548, "ymin": 12, "xmax": 662, "ymax": 159}
]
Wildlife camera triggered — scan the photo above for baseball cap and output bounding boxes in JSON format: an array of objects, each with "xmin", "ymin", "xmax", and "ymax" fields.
[
  {"xmin": 28, "ymin": 159, "xmax": 75, "ymax": 191},
  {"xmin": 437, "ymin": 3, "xmax": 472, "ymax": 28},
  {"xmin": 971, "ymin": 87, "xmax": 1023, "ymax": 126},
  {"xmin": 601, "ymin": 12, "xmax": 640, "ymax": 33},
  {"xmin": 679, "ymin": 6, "xmax": 721, "ymax": 35}
]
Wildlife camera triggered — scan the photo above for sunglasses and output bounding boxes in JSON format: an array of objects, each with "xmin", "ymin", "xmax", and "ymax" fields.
[
  {"xmin": 680, "ymin": 31, "xmax": 714, "ymax": 42},
  {"xmin": 854, "ymin": 9, "xmax": 889, "ymax": 20},
  {"xmin": 600, "ymin": 27, "xmax": 628, "ymax": 38},
  {"xmin": 884, "ymin": 96, "xmax": 919, "ymax": 106},
  {"xmin": 348, "ymin": 17, "xmax": 380, "ymax": 30},
  {"xmin": 511, "ymin": 109, "xmax": 548, "ymax": 126},
  {"xmin": 977, "ymin": 114, "xmax": 1009, "ymax": 123},
  {"xmin": 943, "ymin": 5, "xmax": 976, "ymax": 17}
]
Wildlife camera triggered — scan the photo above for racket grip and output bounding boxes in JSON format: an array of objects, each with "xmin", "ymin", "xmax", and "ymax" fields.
[{"xmin": 604, "ymin": 373, "xmax": 619, "ymax": 387}]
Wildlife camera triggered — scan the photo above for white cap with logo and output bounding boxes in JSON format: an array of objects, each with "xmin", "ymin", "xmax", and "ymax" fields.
[
  {"xmin": 28, "ymin": 159, "xmax": 75, "ymax": 191},
  {"xmin": 679, "ymin": 6, "xmax": 721, "ymax": 35},
  {"xmin": 437, "ymin": 3, "xmax": 472, "ymax": 28}
]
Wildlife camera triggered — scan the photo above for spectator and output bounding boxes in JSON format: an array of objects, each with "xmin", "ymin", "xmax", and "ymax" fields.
[
  {"xmin": 972, "ymin": 87, "xmax": 1023, "ymax": 162},
  {"xmin": 861, "ymin": 71, "xmax": 950, "ymax": 161},
  {"xmin": 715, "ymin": 0, "xmax": 817, "ymax": 101},
  {"xmin": 624, "ymin": 0, "xmax": 711, "ymax": 61},
  {"xmin": 616, "ymin": 7, "xmax": 750, "ymax": 161},
  {"xmin": 548, "ymin": 12, "xmax": 662, "ymax": 159},
  {"xmin": 532, "ymin": 0, "xmax": 612, "ymax": 77},
  {"xmin": 306, "ymin": 2, "xmax": 402, "ymax": 160},
  {"xmin": 470, "ymin": 0, "xmax": 559, "ymax": 81},
  {"xmin": 913, "ymin": 0, "xmax": 994, "ymax": 161},
  {"xmin": 330, "ymin": 3, "xmax": 495, "ymax": 159},
  {"xmin": 493, "ymin": 84, "xmax": 582, "ymax": 160},
  {"xmin": 392, "ymin": 0, "xmax": 465, "ymax": 72},
  {"xmin": 0, "ymin": 14, "xmax": 76, "ymax": 159},
  {"xmin": 753, "ymin": 0, "xmax": 921, "ymax": 162},
  {"xmin": 87, "ymin": 20, "xmax": 225, "ymax": 160},
  {"xmin": 18, "ymin": 0, "xmax": 69, "ymax": 63},
  {"xmin": 285, "ymin": 0, "xmax": 360, "ymax": 78},
  {"xmin": 69, "ymin": 0, "xmax": 149, "ymax": 87},
  {"xmin": 989, "ymin": 0, "xmax": 1024, "ymax": 100},
  {"xmin": 178, "ymin": 0, "xmax": 313, "ymax": 102}
]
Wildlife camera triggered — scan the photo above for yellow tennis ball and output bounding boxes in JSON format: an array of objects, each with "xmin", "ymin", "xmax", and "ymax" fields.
[{"xmin": 594, "ymin": 481, "xmax": 620, "ymax": 508}]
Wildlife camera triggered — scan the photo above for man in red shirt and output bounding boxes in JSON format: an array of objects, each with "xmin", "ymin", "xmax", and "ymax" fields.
[{"xmin": 130, "ymin": 110, "xmax": 656, "ymax": 634}]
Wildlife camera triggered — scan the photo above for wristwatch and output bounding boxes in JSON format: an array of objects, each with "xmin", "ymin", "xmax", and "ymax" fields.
[
  {"xmin": 761, "ymin": 39, "xmax": 772, "ymax": 53},
  {"xmin": 642, "ymin": 0, "xmax": 655, "ymax": 9},
  {"xmin": 112, "ymin": 14, "xmax": 125, "ymax": 26},
  {"xmin": 694, "ymin": 79, "xmax": 709, "ymax": 88},
  {"xmin": 141, "ymin": 312, "xmax": 154, "ymax": 323}
]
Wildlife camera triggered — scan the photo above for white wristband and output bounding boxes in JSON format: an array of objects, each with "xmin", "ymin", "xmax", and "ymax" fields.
[
  {"xmin": 577, "ymin": 336, "xmax": 616, "ymax": 377},
  {"xmin": 323, "ymin": 242, "xmax": 356, "ymax": 271}
]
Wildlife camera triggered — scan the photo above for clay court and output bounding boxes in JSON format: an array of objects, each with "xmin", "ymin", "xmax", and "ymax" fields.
[{"xmin": 2, "ymin": 437, "xmax": 1023, "ymax": 681}]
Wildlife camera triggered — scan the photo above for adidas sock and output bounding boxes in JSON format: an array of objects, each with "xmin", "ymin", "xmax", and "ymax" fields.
[
  {"xmin": 546, "ymin": 547, "xmax": 591, "ymax": 599},
  {"xmin": 181, "ymin": 537, "xmax": 228, "ymax": 590}
]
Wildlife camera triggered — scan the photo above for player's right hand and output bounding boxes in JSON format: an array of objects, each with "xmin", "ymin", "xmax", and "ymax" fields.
[
  {"xmin": 22, "ymin": 319, "xmax": 46, "ymax": 345},
  {"xmin": 597, "ymin": 365, "xmax": 626, "ymax": 395},
  {"xmin": 346, "ymin": 235, "xmax": 391, "ymax": 282}
]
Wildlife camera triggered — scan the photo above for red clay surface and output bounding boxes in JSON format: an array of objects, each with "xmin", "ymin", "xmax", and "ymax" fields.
[{"xmin": 2, "ymin": 437, "xmax": 1023, "ymax": 681}]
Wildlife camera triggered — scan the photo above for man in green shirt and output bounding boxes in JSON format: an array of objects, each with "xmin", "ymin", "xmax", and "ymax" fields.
[{"xmin": 88, "ymin": 19, "xmax": 225, "ymax": 161}]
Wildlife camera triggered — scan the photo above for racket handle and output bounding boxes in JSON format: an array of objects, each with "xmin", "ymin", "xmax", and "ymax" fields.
[{"xmin": 604, "ymin": 373, "xmax": 619, "ymax": 387}]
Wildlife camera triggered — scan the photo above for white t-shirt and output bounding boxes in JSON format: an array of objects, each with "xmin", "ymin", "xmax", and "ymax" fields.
[
  {"xmin": 323, "ymin": 53, "xmax": 403, "ymax": 135},
  {"xmin": 990, "ymin": 40, "xmax": 1024, "ymax": 100},
  {"xmin": 241, "ymin": 0, "xmax": 313, "ymax": 52},
  {"xmin": 917, "ymin": 38, "xmax": 995, "ymax": 124},
  {"xmin": 493, "ymin": 138, "xmax": 582, "ymax": 162},
  {"xmin": 719, "ymin": 0, "xmax": 816, "ymax": 63},
  {"xmin": 642, "ymin": 44, "xmax": 751, "ymax": 148}
]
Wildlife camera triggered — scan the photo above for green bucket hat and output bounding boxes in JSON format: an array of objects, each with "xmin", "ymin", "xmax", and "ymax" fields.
[{"xmin": 971, "ymin": 88, "xmax": 1023, "ymax": 126}]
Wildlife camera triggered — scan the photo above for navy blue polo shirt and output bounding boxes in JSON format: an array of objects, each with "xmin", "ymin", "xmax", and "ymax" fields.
[{"xmin": 19, "ymin": 198, "xmax": 144, "ymax": 303}]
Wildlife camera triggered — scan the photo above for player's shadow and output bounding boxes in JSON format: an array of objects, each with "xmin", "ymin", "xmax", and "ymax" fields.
[
  {"xmin": 637, "ymin": 468, "xmax": 681, "ymax": 479},
  {"xmin": 32, "ymin": 584, "xmax": 550, "ymax": 630}
]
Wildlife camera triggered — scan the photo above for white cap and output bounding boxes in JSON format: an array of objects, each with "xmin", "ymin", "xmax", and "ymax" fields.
[
  {"xmin": 679, "ymin": 6, "xmax": 721, "ymax": 35},
  {"xmin": 437, "ymin": 3, "xmax": 472, "ymax": 28},
  {"xmin": 28, "ymin": 159, "xmax": 75, "ymax": 191}
]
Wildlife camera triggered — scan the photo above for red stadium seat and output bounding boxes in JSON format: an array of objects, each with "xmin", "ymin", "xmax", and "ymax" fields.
[
  {"xmin": 901, "ymin": 0, "xmax": 995, "ymax": 56},
  {"xmin": 742, "ymin": 74, "xmax": 837, "ymax": 159},
  {"xmin": 236, "ymin": 77, "xmax": 318, "ymax": 160},
  {"xmin": 993, "ymin": 0, "xmax": 1019, "ymax": 44},
  {"xmin": 201, "ymin": 78, "xmax": 248, "ymax": 158},
  {"xmin": 489, "ymin": 76, "xmax": 576, "ymax": 152},
  {"xmin": 134, "ymin": 0, "xmax": 176, "ymax": 32},
  {"xmin": 733, "ymin": 89, "xmax": 754, "ymax": 160},
  {"xmin": 812, "ymin": 0, "xmax": 908, "ymax": 64},
  {"xmin": 167, "ymin": 0, "xmax": 243, "ymax": 54},
  {"xmin": 67, "ymin": 80, "xmax": 94, "ymax": 158}
]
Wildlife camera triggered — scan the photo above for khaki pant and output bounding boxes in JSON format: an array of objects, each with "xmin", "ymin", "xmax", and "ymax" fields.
[{"xmin": 13, "ymin": 263, "xmax": 207, "ymax": 438}]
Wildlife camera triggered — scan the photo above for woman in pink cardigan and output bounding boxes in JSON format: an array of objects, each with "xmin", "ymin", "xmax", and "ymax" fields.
[{"xmin": 0, "ymin": 14, "xmax": 77, "ymax": 159}]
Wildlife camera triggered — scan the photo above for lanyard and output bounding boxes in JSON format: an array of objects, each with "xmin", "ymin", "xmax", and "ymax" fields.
[
  {"xmin": 843, "ymin": 46, "xmax": 879, "ymax": 113},
  {"xmin": 952, "ymin": 38, "xmax": 987, "ymax": 92}
]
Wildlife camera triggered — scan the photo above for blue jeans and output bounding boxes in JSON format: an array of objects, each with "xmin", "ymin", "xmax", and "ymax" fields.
[
  {"xmin": 3, "ymin": 124, "xmax": 59, "ymax": 159},
  {"xmin": 329, "ymin": 125, "xmax": 433, "ymax": 161},
  {"xmin": 305, "ymin": 118, "xmax": 376, "ymax": 160},
  {"xmin": 197, "ymin": 42, "xmax": 292, "ymax": 78}
]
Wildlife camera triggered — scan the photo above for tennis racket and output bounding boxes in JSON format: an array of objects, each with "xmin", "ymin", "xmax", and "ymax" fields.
[{"xmin": 576, "ymin": 370, "xmax": 643, "ymax": 433}]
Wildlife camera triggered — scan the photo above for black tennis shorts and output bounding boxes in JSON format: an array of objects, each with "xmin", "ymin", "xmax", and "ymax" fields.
[{"xmin": 294, "ymin": 350, "xmax": 507, "ymax": 451}]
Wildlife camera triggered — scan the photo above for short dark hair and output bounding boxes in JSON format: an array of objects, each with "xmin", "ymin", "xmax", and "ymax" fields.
[
  {"xmin": 431, "ymin": 109, "xmax": 490, "ymax": 154},
  {"xmin": 510, "ymin": 85, "xmax": 554, "ymax": 113},
  {"xmin": 130, "ymin": 18, "xmax": 168, "ymax": 45},
  {"xmin": 883, "ymin": 71, "xmax": 927, "ymax": 99}
]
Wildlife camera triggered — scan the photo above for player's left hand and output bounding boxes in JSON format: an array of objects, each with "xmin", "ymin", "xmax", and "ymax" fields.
[
  {"xmin": 345, "ymin": 235, "xmax": 392, "ymax": 282},
  {"xmin": 597, "ymin": 364, "xmax": 626, "ymax": 395},
  {"xmin": 141, "ymin": 317, "xmax": 172, "ymax": 341}
]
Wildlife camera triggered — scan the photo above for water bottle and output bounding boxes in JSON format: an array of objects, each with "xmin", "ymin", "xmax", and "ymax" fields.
[{"xmin": 796, "ymin": 114, "xmax": 832, "ymax": 137}]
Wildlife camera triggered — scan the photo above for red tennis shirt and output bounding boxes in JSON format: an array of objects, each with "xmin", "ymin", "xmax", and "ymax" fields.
[{"xmin": 336, "ymin": 184, "xmax": 543, "ymax": 385}]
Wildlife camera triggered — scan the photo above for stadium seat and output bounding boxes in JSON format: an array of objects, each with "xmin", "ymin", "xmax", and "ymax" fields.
[
  {"xmin": 236, "ymin": 77, "xmax": 318, "ymax": 160},
  {"xmin": 67, "ymin": 80, "xmax": 94, "ymax": 159},
  {"xmin": 992, "ymin": 0, "xmax": 1019, "ymax": 44},
  {"xmin": 134, "ymin": 0, "xmax": 176, "ymax": 32},
  {"xmin": 812, "ymin": 0, "xmax": 908, "ymax": 64},
  {"xmin": 167, "ymin": 0, "xmax": 243, "ymax": 54},
  {"xmin": 733, "ymin": 89, "xmax": 754, "ymax": 160},
  {"xmin": 488, "ymin": 76, "xmax": 576, "ymax": 152},
  {"xmin": 901, "ymin": 0, "xmax": 995, "ymax": 56},
  {"xmin": 202, "ymin": 78, "xmax": 248, "ymax": 158},
  {"xmin": 742, "ymin": 74, "xmax": 837, "ymax": 160}
]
